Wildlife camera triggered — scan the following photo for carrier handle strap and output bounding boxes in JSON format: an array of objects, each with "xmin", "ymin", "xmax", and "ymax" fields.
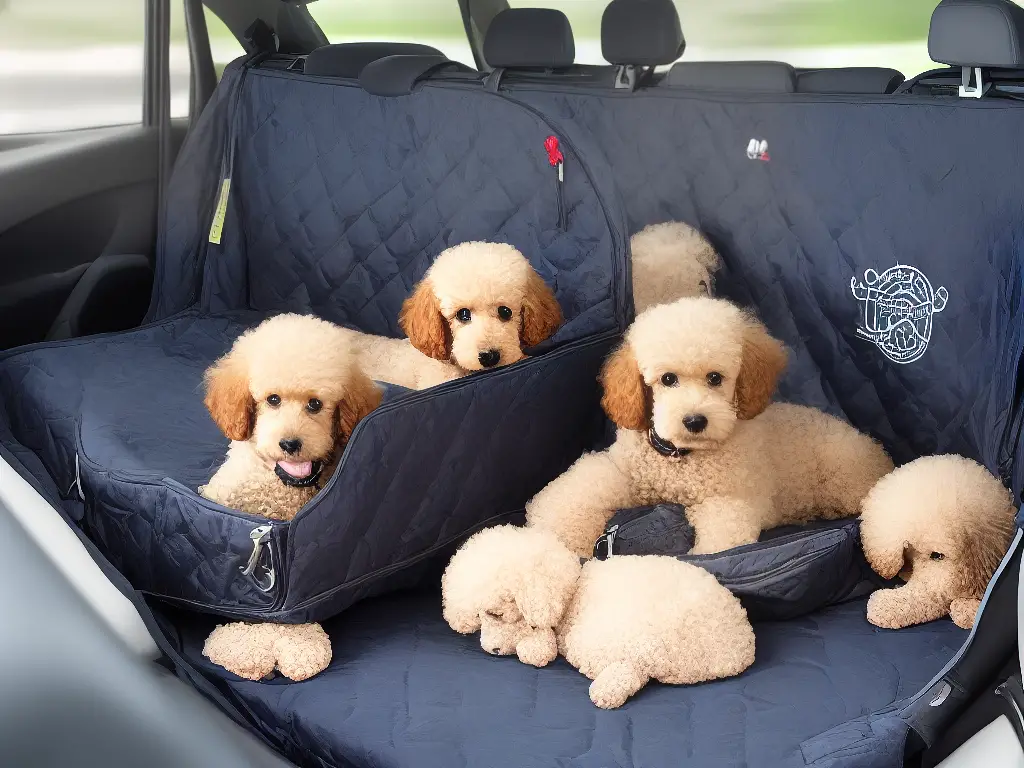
[{"xmin": 360, "ymin": 54, "xmax": 475, "ymax": 97}]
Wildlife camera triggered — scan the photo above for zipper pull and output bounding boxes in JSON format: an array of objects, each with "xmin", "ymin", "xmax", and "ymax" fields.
[
  {"xmin": 593, "ymin": 524, "xmax": 619, "ymax": 560},
  {"xmin": 544, "ymin": 135, "xmax": 566, "ymax": 229},
  {"xmin": 240, "ymin": 524, "xmax": 273, "ymax": 577}
]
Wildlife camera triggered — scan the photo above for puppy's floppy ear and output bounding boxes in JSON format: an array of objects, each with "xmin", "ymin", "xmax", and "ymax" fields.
[
  {"xmin": 520, "ymin": 269, "xmax": 563, "ymax": 348},
  {"xmin": 441, "ymin": 556, "xmax": 483, "ymax": 634},
  {"xmin": 735, "ymin": 316, "xmax": 787, "ymax": 420},
  {"xmin": 204, "ymin": 351, "xmax": 254, "ymax": 441},
  {"xmin": 335, "ymin": 369, "xmax": 383, "ymax": 443},
  {"xmin": 864, "ymin": 537, "xmax": 907, "ymax": 580},
  {"xmin": 952, "ymin": 534, "xmax": 1004, "ymax": 598},
  {"xmin": 515, "ymin": 560, "xmax": 581, "ymax": 629},
  {"xmin": 600, "ymin": 342, "xmax": 647, "ymax": 431},
  {"xmin": 399, "ymin": 278, "xmax": 451, "ymax": 360}
]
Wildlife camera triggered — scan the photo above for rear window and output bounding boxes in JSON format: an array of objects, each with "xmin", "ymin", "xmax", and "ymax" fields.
[
  {"xmin": 307, "ymin": 0, "xmax": 474, "ymax": 66},
  {"xmin": 507, "ymin": 0, "xmax": 976, "ymax": 78}
]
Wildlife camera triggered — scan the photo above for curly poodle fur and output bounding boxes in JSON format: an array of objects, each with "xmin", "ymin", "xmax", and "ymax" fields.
[
  {"xmin": 200, "ymin": 313, "xmax": 382, "ymax": 520},
  {"xmin": 442, "ymin": 525, "xmax": 755, "ymax": 708},
  {"xmin": 861, "ymin": 454, "xmax": 1016, "ymax": 630},
  {"xmin": 345, "ymin": 242, "xmax": 563, "ymax": 390},
  {"xmin": 630, "ymin": 222, "xmax": 720, "ymax": 313},
  {"xmin": 203, "ymin": 621, "xmax": 332, "ymax": 681},
  {"xmin": 526, "ymin": 297, "xmax": 894, "ymax": 557}
]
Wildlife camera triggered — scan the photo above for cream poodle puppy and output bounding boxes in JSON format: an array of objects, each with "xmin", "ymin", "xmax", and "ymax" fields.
[
  {"xmin": 630, "ymin": 221, "xmax": 720, "ymax": 313},
  {"xmin": 200, "ymin": 313, "xmax": 382, "ymax": 520},
  {"xmin": 526, "ymin": 297, "xmax": 894, "ymax": 557},
  {"xmin": 861, "ymin": 454, "xmax": 1016, "ymax": 630},
  {"xmin": 346, "ymin": 241, "xmax": 564, "ymax": 390},
  {"xmin": 442, "ymin": 525, "xmax": 755, "ymax": 708}
]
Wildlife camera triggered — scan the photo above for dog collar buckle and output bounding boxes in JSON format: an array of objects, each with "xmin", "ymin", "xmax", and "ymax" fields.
[{"xmin": 648, "ymin": 428, "xmax": 691, "ymax": 459}]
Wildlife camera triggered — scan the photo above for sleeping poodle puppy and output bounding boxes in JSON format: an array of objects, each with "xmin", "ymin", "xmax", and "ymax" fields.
[
  {"xmin": 200, "ymin": 313, "xmax": 382, "ymax": 520},
  {"xmin": 630, "ymin": 221, "xmax": 720, "ymax": 313},
  {"xmin": 526, "ymin": 297, "xmax": 894, "ymax": 557},
  {"xmin": 347, "ymin": 241, "xmax": 564, "ymax": 390},
  {"xmin": 861, "ymin": 454, "xmax": 1016, "ymax": 630},
  {"xmin": 442, "ymin": 524, "xmax": 755, "ymax": 708}
]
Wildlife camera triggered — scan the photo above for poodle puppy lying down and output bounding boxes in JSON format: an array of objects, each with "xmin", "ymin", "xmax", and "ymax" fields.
[
  {"xmin": 442, "ymin": 525, "xmax": 755, "ymax": 708},
  {"xmin": 526, "ymin": 297, "xmax": 894, "ymax": 557},
  {"xmin": 861, "ymin": 454, "xmax": 1016, "ymax": 630},
  {"xmin": 200, "ymin": 313, "xmax": 382, "ymax": 520},
  {"xmin": 345, "ymin": 242, "xmax": 564, "ymax": 390},
  {"xmin": 630, "ymin": 221, "xmax": 720, "ymax": 313}
]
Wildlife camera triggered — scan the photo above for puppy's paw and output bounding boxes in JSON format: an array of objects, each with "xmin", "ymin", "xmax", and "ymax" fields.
[
  {"xmin": 866, "ymin": 589, "xmax": 913, "ymax": 630},
  {"xmin": 949, "ymin": 598, "xmax": 981, "ymax": 630},
  {"xmin": 273, "ymin": 623, "xmax": 333, "ymax": 681},
  {"xmin": 516, "ymin": 631, "xmax": 557, "ymax": 668},
  {"xmin": 588, "ymin": 661, "xmax": 646, "ymax": 709}
]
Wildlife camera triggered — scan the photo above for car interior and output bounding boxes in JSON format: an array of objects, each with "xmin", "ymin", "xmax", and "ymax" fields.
[{"xmin": 3, "ymin": 1, "xmax": 1024, "ymax": 766}]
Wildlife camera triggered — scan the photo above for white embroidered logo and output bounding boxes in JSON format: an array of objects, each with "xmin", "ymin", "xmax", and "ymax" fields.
[
  {"xmin": 851, "ymin": 265, "xmax": 948, "ymax": 364},
  {"xmin": 746, "ymin": 139, "xmax": 769, "ymax": 161}
]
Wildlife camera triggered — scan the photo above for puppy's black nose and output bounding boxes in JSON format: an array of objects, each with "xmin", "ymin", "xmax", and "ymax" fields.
[
  {"xmin": 478, "ymin": 349, "xmax": 501, "ymax": 368},
  {"xmin": 683, "ymin": 414, "xmax": 708, "ymax": 434},
  {"xmin": 279, "ymin": 438, "xmax": 302, "ymax": 455}
]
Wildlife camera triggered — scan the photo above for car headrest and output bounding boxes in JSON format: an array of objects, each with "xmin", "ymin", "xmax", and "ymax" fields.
[
  {"xmin": 305, "ymin": 42, "xmax": 444, "ymax": 78},
  {"xmin": 483, "ymin": 8, "xmax": 575, "ymax": 69},
  {"xmin": 601, "ymin": 0, "xmax": 685, "ymax": 67},
  {"xmin": 666, "ymin": 61, "xmax": 796, "ymax": 92},
  {"xmin": 929, "ymin": 0, "xmax": 1024, "ymax": 69}
]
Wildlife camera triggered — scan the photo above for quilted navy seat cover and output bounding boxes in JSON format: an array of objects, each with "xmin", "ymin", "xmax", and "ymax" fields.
[
  {"xmin": 169, "ymin": 590, "xmax": 967, "ymax": 768},
  {"xmin": 0, "ymin": 60, "xmax": 629, "ymax": 622},
  {"xmin": 505, "ymin": 84, "xmax": 1024, "ymax": 490}
]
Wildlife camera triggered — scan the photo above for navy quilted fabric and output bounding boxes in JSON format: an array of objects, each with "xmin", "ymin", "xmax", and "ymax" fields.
[
  {"xmin": 168, "ymin": 591, "xmax": 966, "ymax": 768},
  {"xmin": 505, "ymin": 85, "xmax": 1024, "ymax": 485},
  {"xmin": 0, "ymin": 62, "xmax": 627, "ymax": 620}
]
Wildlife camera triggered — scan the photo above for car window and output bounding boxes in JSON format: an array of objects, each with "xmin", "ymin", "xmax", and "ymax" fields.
[
  {"xmin": 307, "ymin": 0, "xmax": 474, "ymax": 67},
  {"xmin": 0, "ymin": 0, "xmax": 145, "ymax": 135},
  {"xmin": 508, "ymin": 0, "xmax": 1022, "ymax": 78},
  {"xmin": 0, "ymin": 0, "xmax": 244, "ymax": 135}
]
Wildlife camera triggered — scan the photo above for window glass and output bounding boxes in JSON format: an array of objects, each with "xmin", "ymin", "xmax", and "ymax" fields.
[
  {"xmin": 0, "ymin": 0, "xmax": 144, "ymax": 135},
  {"xmin": 169, "ymin": 5, "xmax": 245, "ymax": 119},
  {"xmin": 509, "ymin": 0, "xmax": 1024, "ymax": 79},
  {"xmin": 307, "ymin": 0, "xmax": 474, "ymax": 66}
]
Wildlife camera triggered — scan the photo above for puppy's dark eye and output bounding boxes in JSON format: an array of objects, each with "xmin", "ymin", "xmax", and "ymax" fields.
[
  {"xmin": 930, "ymin": 551, "xmax": 945, "ymax": 561},
  {"xmin": 266, "ymin": 394, "xmax": 281, "ymax": 407},
  {"xmin": 456, "ymin": 308, "xmax": 471, "ymax": 323},
  {"xmin": 497, "ymin": 306, "xmax": 513, "ymax": 322},
  {"xmin": 306, "ymin": 398, "xmax": 323, "ymax": 414},
  {"xmin": 706, "ymin": 372, "xmax": 723, "ymax": 387},
  {"xmin": 661, "ymin": 373, "xmax": 678, "ymax": 387}
]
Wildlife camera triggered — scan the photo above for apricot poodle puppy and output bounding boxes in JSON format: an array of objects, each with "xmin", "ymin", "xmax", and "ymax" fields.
[
  {"xmin": 442, "ymin": 524, "xmax": 755, "ymax": 708},
  {"xmin": 526, "ymin": 297, "xmax": 894, "ymax": 557},
  {"xmin": 348, "ymin": 241, "xmax": 563, "ymax": 390},
  {"xmin": 861, "ymin": 454, "xmax": 1016, "ymax": 630},
  {"xmin": 630, "ymin": 221, "xmax": 720, "ymax": 313},
  {"xmin": 200, "ymin": 313, "xmax": 382, "ymax": 520}
]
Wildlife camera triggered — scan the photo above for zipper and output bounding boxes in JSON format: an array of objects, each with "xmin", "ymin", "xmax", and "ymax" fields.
[
  {"xmin": 709, "ymin": 540, "xmax": 844, "ymax": 587},
  {"xmin": 544, "ymin": 134, "xmax": 567, "ymax": 230}
]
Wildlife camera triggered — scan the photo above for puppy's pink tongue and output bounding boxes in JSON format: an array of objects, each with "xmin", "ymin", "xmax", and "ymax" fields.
[{"xmin": 277, "ymin": 460, "xmax": 312, "ymax": 478}]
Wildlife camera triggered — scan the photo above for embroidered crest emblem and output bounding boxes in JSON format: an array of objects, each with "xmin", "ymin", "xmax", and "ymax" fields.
[
  {"xmin": 850, "ymin": 265, "xmax": 947, "ymax": 364},
  {"xmin": 746, "ymin": 139, "xmax": 769, "ymax": 161}
]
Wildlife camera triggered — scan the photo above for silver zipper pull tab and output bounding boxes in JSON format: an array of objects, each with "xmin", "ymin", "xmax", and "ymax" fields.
[
  {"xmin": 605, "ymin": 524, "xmax": 619, "ymax": 557},
  {"xmin": 240, "ymin": 524, "xmax": 273, "ymax": 577}
]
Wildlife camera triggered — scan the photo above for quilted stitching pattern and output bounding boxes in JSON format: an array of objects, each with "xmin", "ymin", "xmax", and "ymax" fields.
[
  {"xmin": 511, "ymin": 87, "xmax": 1024, "ymax": 478},
  {"xmin": 202, "ymin": 72, "xmax": 624, "ymax": 343}
]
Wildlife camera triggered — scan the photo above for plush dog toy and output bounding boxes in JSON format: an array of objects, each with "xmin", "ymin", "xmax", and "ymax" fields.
[
  {"xmin": 526, "ymin": 297, "xmax": 894, "ymax": 557},
  {"xmin": 861, "ymin": 454, "xmax": 1016, "ymax": 630},
  {"xmin": 442, "ymin": 525, "xmax": 755, "ymax": 709},
  {"xmin": 199, "ymin": 313, "xmax": 382, "ymax": 682},
  {"xmin": 630, "ymin": 221, "xmax": 720, "ymax": 313},
  {"xmin": 346, "ymin": 241, "xmax": 564, "ymax": 390}
]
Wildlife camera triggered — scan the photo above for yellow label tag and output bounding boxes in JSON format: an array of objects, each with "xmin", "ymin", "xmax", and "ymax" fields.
[{"xmin": 208, "ymin": 178, "xmax": 231, "ymax": 244}]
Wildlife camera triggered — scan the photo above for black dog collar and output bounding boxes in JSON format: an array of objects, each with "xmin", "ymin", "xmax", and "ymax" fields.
[
  {"xmin": 274, "ymin": 460, "xmax": 325, "ymax": 488},
  {"xmin": 647, "ymin": 427, "xmax": 691, "ymax": 459}
]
